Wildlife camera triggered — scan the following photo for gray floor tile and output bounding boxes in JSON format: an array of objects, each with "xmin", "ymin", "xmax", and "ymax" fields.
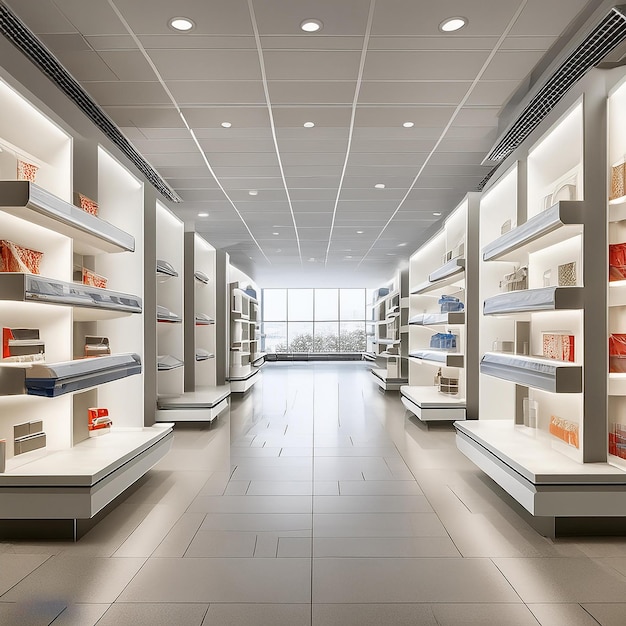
[
  {"xmin": 188, "ymin": 495, "xmax": 312, "ymax": 514},
  {"xmin": 338, "ymin": 480, "xmax": 423, "ymax": 496},
  {"xmin": 312, "ymin": 603, "xmax": 437, "ymax": 626},
  {"xmin": 313, "ymin": 557, "xmax": 520, "ymax": 603},
  {"xmin": 118, "ymin": 558, "xmax": 311, "ymax": 603},
  {"xmin": 0, "ymin": 554, "xmax": 50, "ymax": 596},
  {"xmin": 432, "ymin": 603, "xmax": 540, "ymax": 625},
  {"xmin": 493, "ymin": 557, "xmax": 626, "ymax": 603},
  {"xmin": 152, "ymin": 512, "xmax": 206, "ymax": 557},
  {"xmin": 2, "ymin": 555, "xmax": 146, "ymax": 603},
  {"xmin": 581, "ymin": 603, "xmax": 626, "ymax": 626},
  {"xmin": 246, "ymin": 481, "xmax": 314, "ymax": 495},
  {"xmin": 313, "ymin": 512, "xmax": 447, "ymax": 537},
  {"xmin": 200, "ymin": 513, "xmax": 312, "ymax": 533},
  {"xmin": 528, "ymin": 603, "xmax": 601, "ymax": 626},
  {"xmin": 185, "ymin": 531, "xmax": 257, "ymax": 558},
  {"xmin": 254, "ymin": 534, "xmax": 279, "ymax": 557},
  {"xmin": 0, "ymin": 600, "xmax": 65, "ymax": 626},
  {"xmin": 94, "ymin": 603, "xmax": 208, "ymax": 626},
  {"xmin": 203, "ymin": 603, "xmax": 311, "ymax": 625},
  {"xmin": 48, "ymin": 603, "xmax": 110, "ymax": 626},
  {"xmin": 313, "ymin": 536, "xmax": 460, "ymax": 558},
  {"xmin": 223, "ymin": 481, "xmax": 250, "ymax": 495},
  {"xmin": 313, "ymin": 494, "xmax": 433, "ymax": 514},
  {"xmin": 278, "ymin": 537, "xmax": 312, "ymax": 557}
]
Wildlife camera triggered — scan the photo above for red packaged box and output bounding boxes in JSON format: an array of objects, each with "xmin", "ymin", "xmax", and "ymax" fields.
[
  {"xmin": 88, "ymin": 407, "xmax": 112, "ymax": 431},
  {"xmin": 542, "ymin": 332, "xmax": 575, "ymax": 362},
  {"xmin": 82, "ymin": 268, "xmax": 107, "ymax": 288},
  {"xmin": 610, "ymin": 243, "xmax": 626, "ymax": 281},
  {"xmin": 74, "ymin": 192, "xmax": 98, "ymax": 216},
  {"xmin": 0, "ymin": 240, "xmax": 43, "ymax": 274}
]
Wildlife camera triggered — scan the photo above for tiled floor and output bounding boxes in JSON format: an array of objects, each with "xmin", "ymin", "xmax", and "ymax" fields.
[{"xmin": 2, "ymin": 362, "xmax": 626, "ymax": 624}]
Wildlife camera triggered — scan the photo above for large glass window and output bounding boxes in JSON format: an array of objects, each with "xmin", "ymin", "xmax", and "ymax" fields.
[{"xmin": 262, "ymin": 288, "xmax": 368, "ymax": 353}]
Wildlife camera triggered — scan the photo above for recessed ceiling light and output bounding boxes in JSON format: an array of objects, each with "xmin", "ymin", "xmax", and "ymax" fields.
[
  {"xmin": 356, "ymin": 230, "xmax": 364, "ymax": 234},
  {"xmin": 402, "ymin": 121, "xmax": 415, "ymax": 128},
  {"xmin": 197, "ymin": 212, "xmax": 209, "ymax": 217},
  {"xmin": 398, "ymin": 242, "xmax": 407, "ymax": 247},
  {"xmin": 433, "ymin": 212, "xmax": 442, "ymax": 216},
  {"xmin": 273, "ymin": 232, "xmax": 279, "ymax": 235},
  {"xmin": 300, "ymin": 18, "xmax": 323, "ymax": 32},
  {"xmin": 374, "ymin": 183, "xmax": 385, "ymax": 189},
  {"xmin": 249, "ymin": 257, "xmax": 253, "ymax": 260},
  {"xmin": 439, "ymin": 16, "xmax": 467, "ymax": 32},
  {"xmin": 345, "ymin": 255, "xmax": 353, "ymax": 259},
  {"xmin": 168, "ymin": 16, "xmax": 195, "ymax": 32},
  {"xmin": 386, "ymin": 253, "xmax": 396, "ymax": 256},
  {"xmin": 221, "ymin": 121, "xmax": 232, "ymax": 128},
  {"xmin": 303, "ymin": 121, "xmax": 315, "ymax": 128},
  {"xmin": 248, "ymin": 189, "xmax": 258, "ymax": 196}
]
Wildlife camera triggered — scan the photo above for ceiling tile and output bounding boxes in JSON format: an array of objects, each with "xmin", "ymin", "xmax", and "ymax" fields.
[
  {"xmin": 359, "ymin": 81, "xmax": 469, "ymax": 105},
  {"xmin": 368, "ymin": 36, "xmax": 498, "ymax": 51},
  {"xmin": 211, "ymin": 165, "xmax": 283, "ymax": 178},
  {"xmin": 452, "ymin": 107, "xmax": 500, "ymax": 127},
  {"xmin": 52, "ymin": 51, "xmax": 119, "ymax": 81},
  {"xmin": 148, "ymin": 50, "xmax": 262, "ymax": 80},
  {"xmin": 40, "ymin": 0, "xmax": 124, "ymax": 35},
  {"xmin": 253, "ymin": 0, "xmax": 370, "ymax": 36},
  {"xmin": 260, "ymin": 36, "xmax": 363, "ymax": 50},
  {"xmin": 84, "ymin": 35, "xmax": 137, "ymax": 50},
  {"xmin": 263, "ymin": 50, "xmax": 362, "ymax": 80},
  {"xmin": 131, "ymin": 138, "xmax": 197, "ymax": 153},
  {"xmin": 283, "ymin": 165, "xmax": 343, "ymax": 177},
  {"xmin": 113, "ymin": 0, "xmax": 253, "ymax": 35},
  {"xmin": 355, "ymin": 105, "xmax": 456, "ymax": 127},
  {"xmin": 268, "ymin": 81, "xmax": 356, "ymax": 105},
  {"xmin": 481, "ymin": 50, "xmax": 547, "ymax": 80},
  {"xmin": 199, "ymin": 138, "xmax": 277, "ymax": 152},
  {"xmin": 165, "ymin": 178, "xmax": 221, "ymax": 189},
  {"xmin": 501, "ymin": 36, "xmax": 559, "ymax": 50},
  {"xmin": 5, "ymin": 0, "xmax": 77, "ymax": 33},
  {"xmin": 465, "ymin": 81, "xmax": 520, "ymax": 106},
  {"xmin": 145, "ymin": 152, "xmax": 206, "ymax": 167},
  {"xmin": 285, "ymin": 176, "xmax": 341, "ymax": 189},
  {"xmin": 509, "ymin": 0, "xmax": 593, "ymax": 36},
  {"xmin": 97, "ymin": 51, "xmax": 157, "ymax": 81},
  {"xmin": 38, "ymin": 33, "xmax": 91, "ymax": 52},
  {"xmin": 281, "ymin": 152, "xmax": 345, "ymax": 166},
  {"xmin": 103, "ymin": 106, "xmax": 186, "ymax": 128},
  {"xmin": 221, "ymin": 177, "xmax": 284, "ymax": 190},
  {"xmin": 167, "ymin": 81, "xmax": 266, "ymax": 105},
  {"xmin": 83, "ymin": 81, "xmax": 170, "ymax": 106},
  {"xmin": 371, "ymin": 0, "xmax": 520, "ymax": 37},
  {"xmin": 276, "ymin": 138, "xmax": 349, "ymax": 153},
  {"xmin": 140, "ymin": 35, "xmax": 256, "ymax": 49},
  {"xmin": 181, "ymin": 106, "xmax": 271, "ymax": 128},
  {"xmin": 272, "ymin": 106, "xmax": 352, "ymax": 127}
]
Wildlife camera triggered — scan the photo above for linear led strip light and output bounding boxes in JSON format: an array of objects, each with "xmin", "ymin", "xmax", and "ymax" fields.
[
  {"xmin": 485, "ymin": 4, "xmax": 626, "ymax": 164},
  {"xmin": 0, "ymin": 1, "xmax": 182, "ymax": 203}
]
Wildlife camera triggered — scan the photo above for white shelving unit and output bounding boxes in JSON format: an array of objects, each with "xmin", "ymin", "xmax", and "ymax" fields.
[
  {"xmin": 369, "ymin": 269, "xmax": 409, "ymax": 391},
  {"xmin": 402, "ymin": 194, "xmax": 479, "ymax": 422},
  {"xmin": 156, "ymin": 232, "xmax": 229, "ymax": 423},
  {"xmin": 0, "ymin": 78, "xmax": 172, "ymax": 536},
  {"xmin": 155, "ymin": 202, "xmax": 184, "ymax": 399},
  {"xmin": 457, "ymin": 77, "xmax": 626, "ymax": 532},
  {"xmin": 229, "ymin": 267, "xmax": 263, "ymax": 393}
]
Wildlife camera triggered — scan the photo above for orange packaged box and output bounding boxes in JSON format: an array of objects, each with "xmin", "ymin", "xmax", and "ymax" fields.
[
  {"xmin": 74, "ymin": 192, "xmax": 98, "ymax": 217},
  {"xmin": 81, "ymin": 268, "xmax": 107, "ymax": 288},
  {"xmin": 0, "ymin": 239, "xmax": 43, "ymax": 274}
]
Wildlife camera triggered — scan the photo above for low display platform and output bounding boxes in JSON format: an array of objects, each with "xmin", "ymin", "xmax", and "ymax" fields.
[
  {"xmin": 0, "ymin": 424, "xmax": 173, "ymax": 523},
  {"xmin": 371, "ymin": 367, "xmax": 407, "ymax": 391},
  {"xmin": 156, "ymin": 385, "xmax": 230, "ymax": 422},
  {"xmin": 455, "ymin": 421, "xmax": 626, "ymax": 521},
  {"xmin": 401, "ymin": 385, "xmax": 466, "ymax": 421}
]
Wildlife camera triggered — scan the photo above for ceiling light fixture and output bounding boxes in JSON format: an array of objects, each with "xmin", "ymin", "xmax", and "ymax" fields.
[
  {"xmin": 402, "ymin": 121, "xmax": 415, "ymax": 128},
  {"xmin": 168, "ymin": 17, "xmax": 195, "ymax": 32},
  {"xmin": 221, "ymin": 121, "xmax": 232, "ymax": 128},
  {"xmin": 374, "ymin": 183, "xmax": 385, "ymax": 189},
  {"xmin": 356, "ymin": 230, "xmax": 364, "ymax": 234},
  {"xmin": 300, "ymin": 18, "xmax": 323, "ymax": 33},
  {"xmin": 345, "ymin": 255, "xmax": 353, "ymax": 259},
  {"xmin": 248, "ymin": 190, "xmax": 258, "ymax": 196},
  {"xmin": 273, "ymin": 232, "xmax": 279, "ymax": 235},
  {"xmin": 439, "ymin": 16, "xmax": 467, "ymax": 32},
  {"xmin": 197, "ymin": 212, "xmax": 209, "ymax": 217},
  {"xmin": 398, "ymin": 242, "xmax": 407, "ymax": 247},
  {"xmin": 303, "ymin": 121, "xmax": 315, "ymax": 128},
  {"xmin": 433, "ymin": 212, "xmax": 442, "ymax": 216},
  {"xmin": 386, "ymin": 253, "xmax": 396, "ymax": 256}
]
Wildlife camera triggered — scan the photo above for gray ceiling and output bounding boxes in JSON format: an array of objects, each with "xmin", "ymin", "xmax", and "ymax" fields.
[{"xmin": 4, "ymin": 0, "xmax": 600, "ymax": 285}]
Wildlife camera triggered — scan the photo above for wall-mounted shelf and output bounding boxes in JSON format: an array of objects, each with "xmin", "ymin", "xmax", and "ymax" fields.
[
  {"xmin": 409, "ymin": 350, "xmax": 464, "ymax": 368},
  {"xmin": 0, "ymin": 181, "xmax": 135, "ymax": 254},
  {"xmin": 0, "ymin": 273, "xmax": 142, "ymax": 318},
  {"xmin": 157, "ymin": 306, "xmax": 182, "ymax": 323},
  {"xmin": 0, "ymin": 353, "xmax": 142, "ymax": 397},
  {"xmin": 482, "ymin": 201, "xmax": 584, "ymax": 262},
  {"xmin": 429, "ymin": 257, "xmax": 465, "ymax": 282},
  {"xmin": 157, "ymin": 355, "xmax": 184, "ymax": 371},
  {"xmin": 409, "ymin": 312, "xmax": 465, "ymax": 326},
  {"xmin": 411, "ymin": 269, "xmax": 465, "ymax": 295},
  {"xmin": 483, "ymin": 286, "xmax": 584, "ymax": 315},
  {"xmin": 480, "ymin": 351, "xmax": 582, "ymax": 393}
]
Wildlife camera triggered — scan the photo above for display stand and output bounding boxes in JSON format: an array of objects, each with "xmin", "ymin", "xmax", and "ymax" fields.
[
  {"xmin": 402, "ymin": 194, "xmax": 479, "ymax": 421},
  {"xmin": 368, "ymin": 269, "xmax": 409, "ymax": 391},
  {"xmin": 228, "ymin": 266, "xmax": 263, "ymax": 393},
  {"xmin": 156, "ymin": 232, "xmax": 229, "ymax": 422},
  {"xmin": 0, "ymin": 78, "xmax": 172, "ymax": 538},
  {"xmin": 456, "ymin": 71, "xmax": 626, "ymax": 534}
]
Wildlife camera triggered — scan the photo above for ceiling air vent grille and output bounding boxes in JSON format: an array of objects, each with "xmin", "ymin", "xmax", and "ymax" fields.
[
  {"xmin": 0, "ymin": 2, "xmax": 181, "ymax": 203},
  {"xmin": 486, "ymin": 5, "xmax": 626, "ymax": 164}
]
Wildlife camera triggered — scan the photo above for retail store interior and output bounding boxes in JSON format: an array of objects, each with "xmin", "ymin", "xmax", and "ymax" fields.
[{"xmin": 2, "ymin": 0, "xmax": 626, "ymax": 624}]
